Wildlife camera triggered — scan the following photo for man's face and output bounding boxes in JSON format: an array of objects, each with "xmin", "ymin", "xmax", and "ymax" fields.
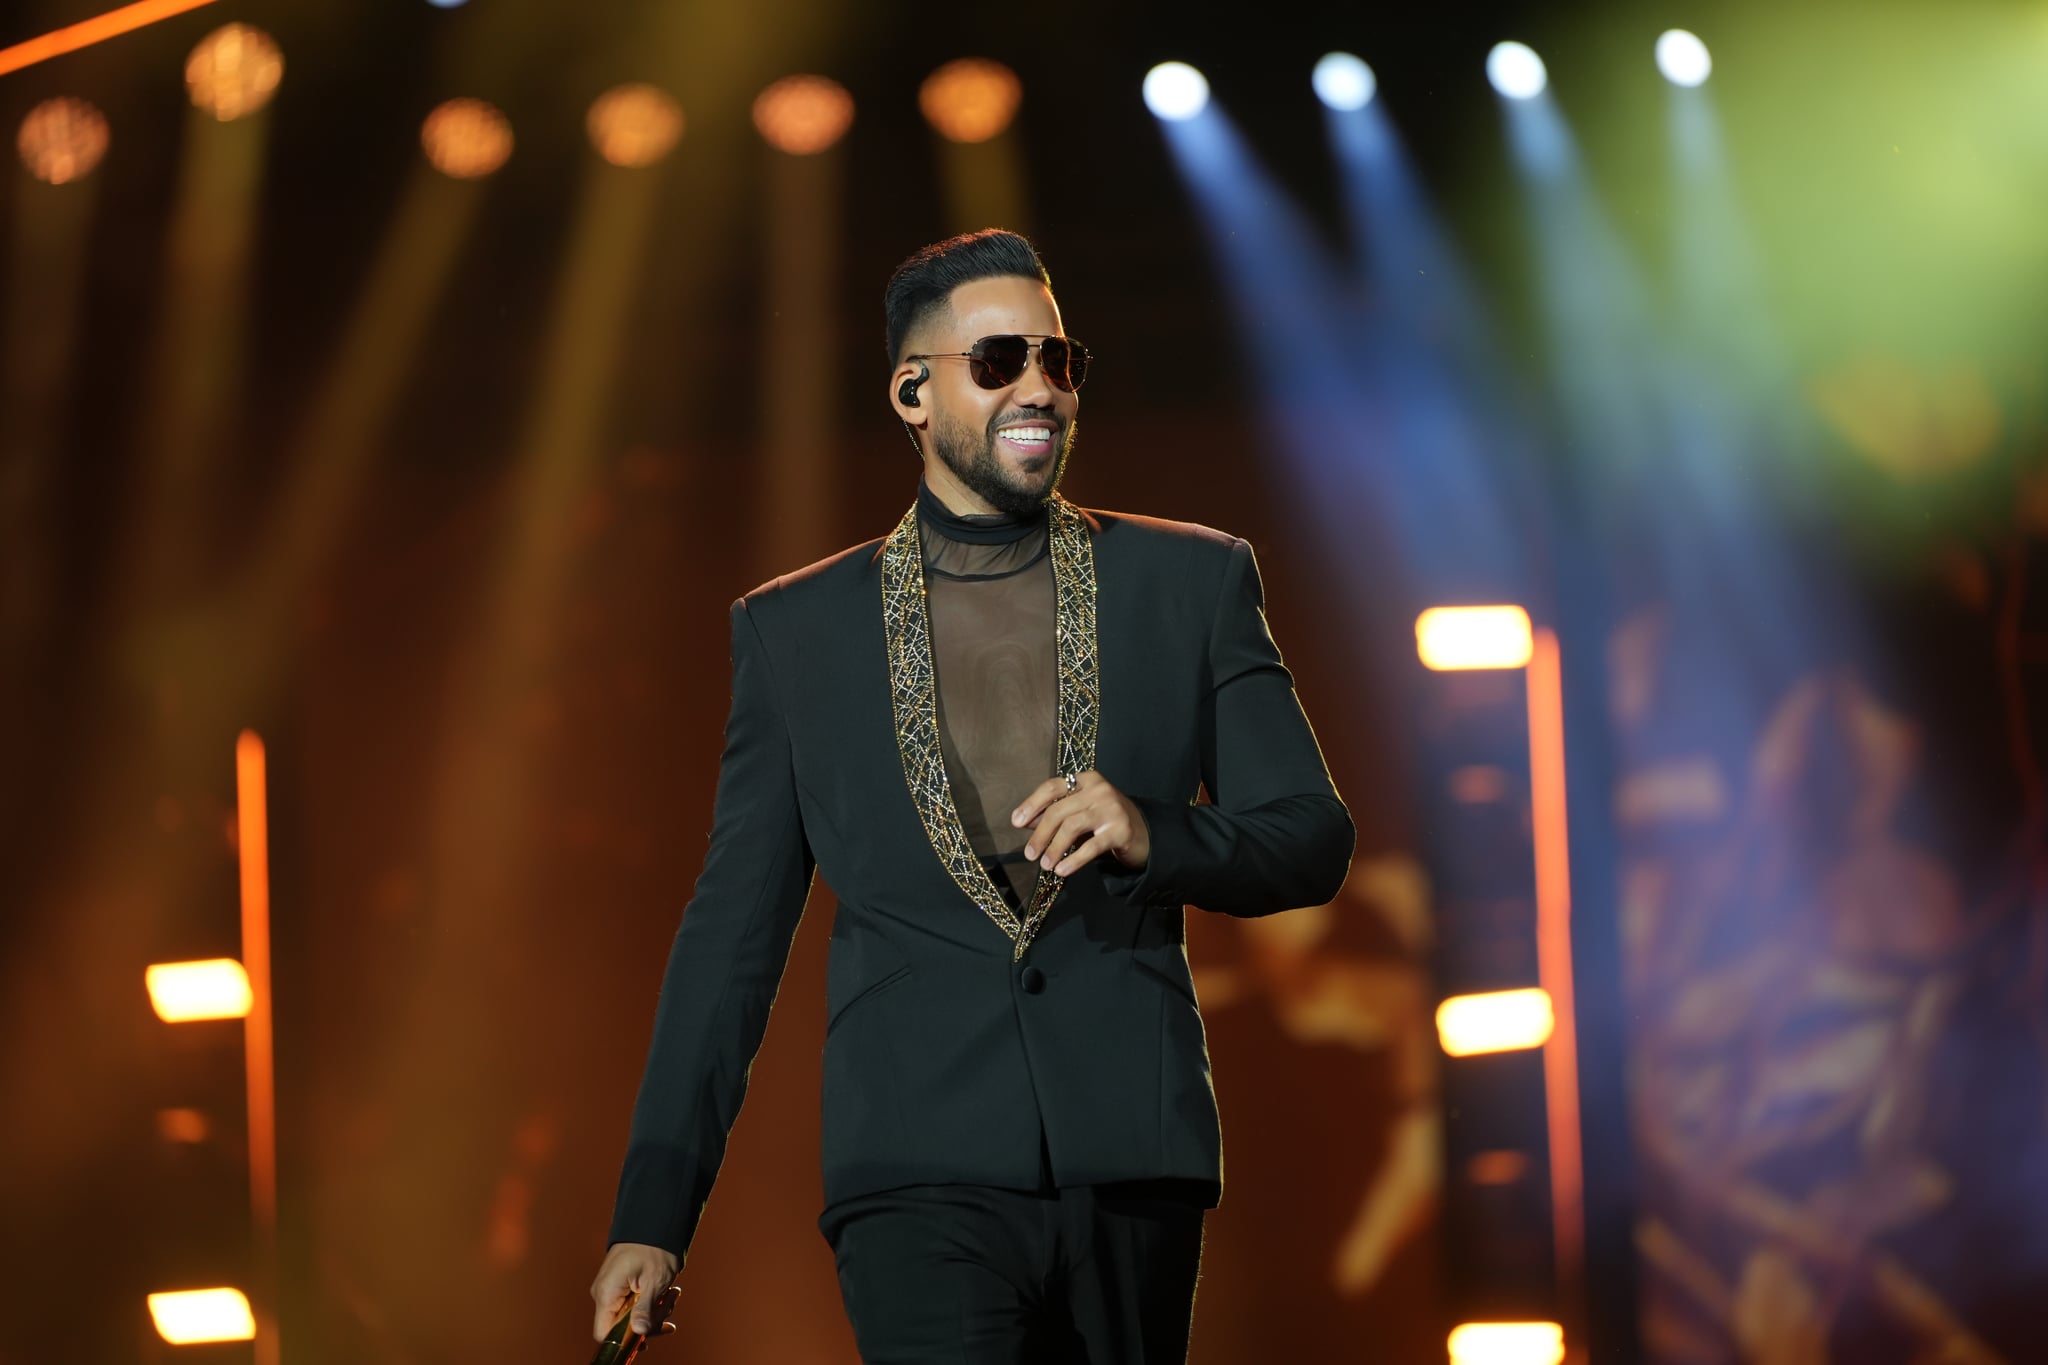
[{"xmin": 893, "ymin": 275, "xmax": 1080, "ymax": 517}]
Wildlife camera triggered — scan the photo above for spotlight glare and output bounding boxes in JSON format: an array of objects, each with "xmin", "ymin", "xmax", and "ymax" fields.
[
  {"xmin": 148, "ymin": 1289, "xmax": 256, "ymax": 1345},
  {"xmin": 1142, "ymin": 62, "xmax": 1209, "ymax": 121},
  {"xmin": 17, "ymin": 96, "xmax": 109, "ymax": 185},
  {"xmin": 753, "ymin": 74, "xmax": 854, "ymax": 155},
  {"xmin": 1437, "ymin": 989, "xmax": 1556, "ymax": 1057},
  {"xmin": 1447, "ymin": 1321, "xmax": 1566, "ymax": 1365},
  {"xmin": 185, "ymin": 23, "xmax": 283, "ymax": 121},
  {"xmin": 1416, "ymin": 605, "xmax": 1535, "ymax": 671},
  {"xmin": 145, "ymin": 959, "xmax": 253, "ymax": 1023},
  {"xmin": 1312, "ymin": 52, "xmax": 1376, "ymax": 111},
  {"xmin": 1655, "ymin": 29, "xmax": 1712, "ymax": 87},
  {"xmin": 1486, "ymin": 41, "xmax": 1548, "ymax": 100},
  {"xmin": 426, "ymin": 0, "xmax": 467, "ymax": 6},
  {"xmin": 920, "ymin": 58, "xmax": 1022, "ymax": 143},
  {"xmin": 421, "ymin": 98, "xmax": 513, "ymax": 179},
  {"xmin": 587, "ymin": 83, "xmax": 683, "ymax": 168}
]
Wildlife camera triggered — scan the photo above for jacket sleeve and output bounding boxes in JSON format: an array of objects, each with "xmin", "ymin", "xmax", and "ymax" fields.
[
  {"xmin": 607, "ymin": 596, "xmax": 816, "ymax": 1257},
  {"xmin": 1101, "ymin": 538, "xmax": 1354, "ymax": 916}
]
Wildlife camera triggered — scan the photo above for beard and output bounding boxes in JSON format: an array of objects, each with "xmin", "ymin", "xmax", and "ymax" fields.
[{"xmin": 931, "ymin": 406, "xmax": 1074, "ymax": 518}]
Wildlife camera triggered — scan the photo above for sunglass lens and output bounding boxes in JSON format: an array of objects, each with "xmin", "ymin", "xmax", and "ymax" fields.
[
  {"xmin": 972, "ymin": 335, "xmax": 1030, "ymax": 389},
  {"xmin": 1048, "ymin": 339, "xmax": 1088, "ymax": 392}
]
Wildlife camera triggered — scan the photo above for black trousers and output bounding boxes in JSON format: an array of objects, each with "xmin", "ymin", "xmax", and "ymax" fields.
[{"xmin": 819, "ymin": 1181, "xmax": 1206, "ymax": 1364}]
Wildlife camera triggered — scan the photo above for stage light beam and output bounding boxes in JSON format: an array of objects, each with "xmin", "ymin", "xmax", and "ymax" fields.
[
  {"xmin": 1416, "ymin": 605, "xmax": 1535, "ymax": 671},
  {"xmin": 920, "ymin": 58, "xmax": 1022, "ymax": 143},
  {"xmin": 0, "ymin": 0, "xmax": 220, "ymax": 78},
  {"xmin": 184, "ymin": 24, "xmax": 282, "ymax": 122},
  {"xmin": 1312, "ymin": 52, "xmax": 1376, "ymax": 111},
  {"xmin": 149, "ymin": 1289, "xmax": 256, "ymax": 1344},
  {"xmin": 1437, "ymin": 989, "xmax": 1556, "ymax": 1057},
  {"xmin": 1486, "ymin": 42, "xmax": 1548, "ymax": 100},
  {"xmin": 17, "ymin": 98, "xmax": 109, "ymax": 185},
  {"xmin": 1448, "ymin": 1321, "xmax": 1566, "ymax": 1365},
  {"xmin": 1143, "ymin": 62, "xmax": 1209, "ymax": 121},
  {"xmin": 1656, "ymin": 30, "xmax": 1712, "ymax": 88},
  {"xmin": 753, "ymin": 75, "xmax": 854, "ymax": 155}
]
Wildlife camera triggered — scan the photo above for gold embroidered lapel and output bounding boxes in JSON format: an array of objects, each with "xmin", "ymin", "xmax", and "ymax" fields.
[{"xmin": 881, "ymin": 494, "xmax": 1099, "ymax": 960}]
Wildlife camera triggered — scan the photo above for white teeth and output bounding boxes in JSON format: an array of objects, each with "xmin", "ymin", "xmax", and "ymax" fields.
[{"xmin": 1001, "ymin": 427, "xmax": 1051, "ymax": 442}]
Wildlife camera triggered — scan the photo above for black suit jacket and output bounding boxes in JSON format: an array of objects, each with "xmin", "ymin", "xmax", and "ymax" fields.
[{"xmin": 608, "ymin": 503, "xmax": 1355, "ymax": 1256}]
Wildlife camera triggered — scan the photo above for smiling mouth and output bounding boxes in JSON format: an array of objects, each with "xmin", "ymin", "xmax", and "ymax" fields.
[{"xmin": 996, "ymin": 423, "xmax": 1056, "ymax": 454}]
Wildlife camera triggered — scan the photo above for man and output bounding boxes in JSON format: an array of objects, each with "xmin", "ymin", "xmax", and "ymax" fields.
[{"xmin": 591, "ymin": 230, "xmax": 1353, "ymax": 1362}]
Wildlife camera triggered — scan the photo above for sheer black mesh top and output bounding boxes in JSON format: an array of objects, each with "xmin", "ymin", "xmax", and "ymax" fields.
[{"xmin": 915, "ymin": 479, "xmax": 1058, "ymax": 912}]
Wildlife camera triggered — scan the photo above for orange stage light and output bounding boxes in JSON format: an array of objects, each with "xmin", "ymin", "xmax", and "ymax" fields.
[
  {"xmin": 753, "ymin": 75, "xmax": 854, "ymax": 155},
  {"xmin": 1436, "ymin": 988, "xmax": 1555, "ymax": 1057},
  {"xmin": 1416, "ymin": 605, "xmax": 1535, "ymax": 671},
  {"xmin": 157, "ymin": 1107, "xmax": 211, "ymax": 1143},
  {"xmin": 185, "ymin": 23, "xmax": 281, "ymax": 121},
  {"xmin": 147, "ymin": 1289, "xmax": 256, "ymax": 1345},
  {"xmin": 587, "ymin": 83, "xmax": 683, "ymax": 169},
  {"xmin": 17, "ymin": 97, "xmax": 108, "ymax": 184},
  {"xmin": 0, "ymin": 0, "xmax": 219, "ymax": 79},
  {"xmin": 920, "ymin": 58, "xmax": 1022, "ymax": 143},
  {"xmin": 1447, "ymin": 1321, "xmax": 1565, "ymax": 1365},
  {"xmin": 1525, "ymin": 628, "xmax": 1583, "ymax": 1311},
  {"xmin": 145, "ymin": 959, "xmax": 252, "ymax": 1022},
  {"xmin": 422, "ymin": 98, "xmax": 513, "ymax": 179}
]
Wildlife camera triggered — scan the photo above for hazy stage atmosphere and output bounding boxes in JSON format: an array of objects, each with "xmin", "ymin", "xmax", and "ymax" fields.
[{"xmin": 3, "ymin": 0, "xmax": 2046, "ymax": 1361}]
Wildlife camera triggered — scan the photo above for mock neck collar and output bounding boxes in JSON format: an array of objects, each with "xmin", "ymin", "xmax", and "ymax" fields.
[{"xmin": 916, "ymin": 477, "xmax": 1049, "ymax": 546}]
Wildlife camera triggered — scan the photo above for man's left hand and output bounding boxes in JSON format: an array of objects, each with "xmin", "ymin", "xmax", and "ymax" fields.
[{"xmin": 1012, "ymin": 769, "xmax": 1151, "ymax": 878}]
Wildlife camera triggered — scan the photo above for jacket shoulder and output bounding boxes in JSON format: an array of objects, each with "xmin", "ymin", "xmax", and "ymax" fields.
[
  {"xmin": 738, "ymin": 535, "xmax": 887, "ymax": 614},
  {"xmin": 1079, "ymin": 506, "xmax": 1246, "ymax": 564}
]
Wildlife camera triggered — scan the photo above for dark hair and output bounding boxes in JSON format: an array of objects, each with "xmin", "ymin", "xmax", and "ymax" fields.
[{"xmin": 884, "ymin": 229, "xmax": 1052, "ymax": 368}]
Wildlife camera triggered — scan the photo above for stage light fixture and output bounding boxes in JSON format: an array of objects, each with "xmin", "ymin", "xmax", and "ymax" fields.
[
  {"xmin": 1447, "ymin": 1321, "xmax": 1566, "ymax": 1365},
  {"xmin": 421, "ymin": 98, "xmax": 512, "ymax": 179},
  {"xmin": 1312, "ymin": 52, "xmax": 1376, "ymax": 111},
  {"xmin": 17, "ymin": 96, "xmax": 108, "ymax": 184},
  {"xmin": 1655, "ymin": 29, "xmax": 1712, "ymax": 87},
  {"xmin": 145, "ymin": 959, "xmax": 252, "ymax": 1023},
  {"xmin": 753, "ymin": 75, "xmax": 854, "ymax": 154},
  {"xmin": 587, "ymin": 83, "xmax": 683, "ymax": 168},
  {"xmin": 148, "ymin": 1289, "xmax": 256, "ymax": 1345},
  {"xmin": 185, "ymin": 22, "xmax": 282, "ymax": 121},
  {"xmin": 920, "ymin": 58, "xmax": 1022, "ymax": 143},
  {"xmin": 1142, "ymin": 62, "xmax": 1209, "ymax": 121},
  {"xmin": 1416, "ymin": 605, "xmax": 1535, "ymax": 671},
  {"xmin": 1437, "ymin": 989, "xmax": 1555, "ymax": 1057},
  {"xmin": 1486, "ymin": 41, "xmax": 1547, "ymax": 100}
]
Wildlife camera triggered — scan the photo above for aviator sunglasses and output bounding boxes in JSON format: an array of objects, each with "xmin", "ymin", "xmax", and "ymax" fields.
[{"xmin": 905, "ymin": 334, "xmax": 1092, "ymax": 393}]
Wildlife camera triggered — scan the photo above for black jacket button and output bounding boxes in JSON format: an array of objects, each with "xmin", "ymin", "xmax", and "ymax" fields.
[{"xmin": 1021, "ymin": 966, "xmax": 1046, "ymax": 994}]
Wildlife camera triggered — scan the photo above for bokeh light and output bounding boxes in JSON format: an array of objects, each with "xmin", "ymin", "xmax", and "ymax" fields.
[
  {"xmin": 586, "ymin": 83, "xmax": 683, "ymax": 168},
  {"xmin": 1415, "ymin": 605, "xmax": 1535, "ymax": 671},
  {"xmin": 919, "ymin": 58, "xmax": 1022, "ymax": 143},
  {"xmin": 1447, "ymin": 1322, "xmax": 1565, "ymax": 1365},
  {"xmin": 1311, "ymin": 52, "xmax": 1377, "ymax": 111},
  {"xmin": 1655, "ymin": 29, "xmax": 1713, "ymax": 87},
  {"xmin": 752, "ymin": 75, "xmax": 854, "ymax": 155},
  {"xmin": 184, "ymin": 23, "xmax": 284, "ymax": 121},
  {"xmin": 17, "ymin": 97, "xmax": 109, "ymax": 185},
  {"xmin": 1142, "ymin": 62, "xmax": 1209, "ymax": 121},
  {"xmin": 147, "ymin": 1290, "xmax": 256, "ymax": 1345},
  {"xmin": 421, "ymin": 98, "xmax": 513, "ymax": 179},
  {"xmin": 1486, "ymin": 41, "xmax": 1548, "ymax": 100},
  {"xmin": 145, "ymin": 959, "xmax": 253, "ymax": 1023}
]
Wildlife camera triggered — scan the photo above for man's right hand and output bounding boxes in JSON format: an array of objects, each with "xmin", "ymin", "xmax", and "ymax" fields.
[{"xmin": 589, "ymin": 1242, "xmax": 681, "ymax": 1341}]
